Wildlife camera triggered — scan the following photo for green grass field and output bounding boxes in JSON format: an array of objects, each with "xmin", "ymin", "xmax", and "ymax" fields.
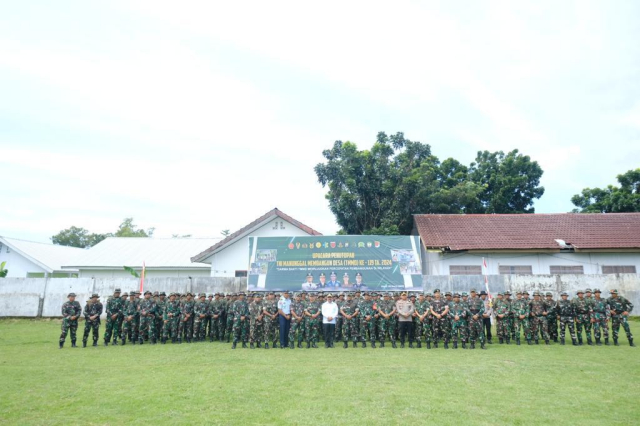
[{"xmin": 1, "ymin": 319, "xmax": 639, "ymax": 425}]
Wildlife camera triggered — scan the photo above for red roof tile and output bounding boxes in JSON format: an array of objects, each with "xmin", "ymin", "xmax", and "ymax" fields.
[
  {"xmin": 414, "ymin": 213, "xmax": 640, "ymax": 251},
  {"xmin": 191, "ymin": 208, "xmax": 322, "ymax": 262}
]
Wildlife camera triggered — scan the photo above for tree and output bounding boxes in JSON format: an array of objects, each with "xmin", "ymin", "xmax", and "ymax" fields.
[
  {"xmin": 51, "ymin": 226, "xmax": 107, "ymax": 248},
  {"xmin": 221, "ymin": 229, "xmax": 231, "ymax": 237},
  {"xmin": 315, "ymin": 132, "xmax": 545, "ymax": 235},
  {"xmin": 571, "ymin": 169, "xmax": 640, "ymax": 213},
  {"xmin": 113, "ymin": 218, "xmax": 155, "ymax": 238},
  {"xmin": 0, "ymin": 261, "xmax": 7, "ymax": 278}
]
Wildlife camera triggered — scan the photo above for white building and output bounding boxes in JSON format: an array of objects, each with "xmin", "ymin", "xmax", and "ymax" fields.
[
  {"xmin": 191, "ymin": 208, "xmax": 323, "ymax": 277},
  {"xmin": 0, "ymin": 236, "xmax": 84, "ymax": 278},
  {"xmin": 62, "ymin": 237, "xmax": 221, "ymax": 278},
  {"xmin": 413, "ymin": 213, "xmax": 640, "ymax": 276}
]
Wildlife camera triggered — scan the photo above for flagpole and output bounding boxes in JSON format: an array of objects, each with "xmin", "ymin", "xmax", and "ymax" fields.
[
  {"xmin": 482, "ymin": 257, "xmax": 493, "ymax": 324},
  {"xmin": 139, "ymin": 261, "xmax": 146, "ymax": 294}
]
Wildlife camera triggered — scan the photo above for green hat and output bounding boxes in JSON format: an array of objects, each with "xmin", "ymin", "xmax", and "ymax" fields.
[
  {"xmin": 445, "ymin": 291, "xmax": 452, "ymax": 296},
  {"xmin": 523, "ymin": 290, "xmax": 529, "ymax": 295},
  {"xmin": 561, "ymin": 291, "xmax": 568, "ymax": 296},
  {"xmin": 585, "ymin": 288, "xmax": 592, "ymax": 293},
  {"xmin": 91, "ymin": 293, "xmax": 99, "ymax": 298},
  {"xmin": 68, "ymin": 292, "xmax": 76, "ymax": 297},
  {"xmin": 593, "ymin": 288, "xmax": 601, "ymax": 293},
  {"xmin": 470, "ymin": 288, "xmax": 477, "ymax": 293},
  {"xmin": 453, "ymin": 293, "xmax": 460, "ymax": 298},
  {"xmin": 610, "ymin": 289, "xmax": 618, "ymax": 294},
  {"xmin": 545, "ymin": 292, "xmax": 552, "ymax": 296},
  {"xmin": 433, "ymin": 288, "xmax": 440, "ymax": 293},
  {"xmin": 461, "ymin": 292, "xmax": 468, "ymax": 297},
  {"xmin": 199, "ymin": 293, "xmax": 206, "ymax": 298},
  {"xmin": 114, "ymin": 288, "xmax": 121, "ymax": 293},
  {"xmin": 426, "ymin": 292, "xmax": 433, "ymax": 297},
  {"xmin": 144, "ymin": 291, "xmax": 152, "ymax": 295},
  {"xmin": 577, "ymin": 289, "xmax": 584, "ymax": 294}
]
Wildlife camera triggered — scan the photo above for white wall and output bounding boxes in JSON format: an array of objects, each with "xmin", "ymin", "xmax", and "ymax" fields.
[
  {"xmin": 206, "ymin": 217, "xmax": 313, "ymax": 277},
  {"xmin": 423, "ymin": 249, "xmax": 640, "ymax": 276},
  {"xmin": 77, "ymin": 268, "xmax": 211, "ymax": 279},
  {"xmin": 0, "ymin": 246, "xmax": 48, "ymax": 277}
]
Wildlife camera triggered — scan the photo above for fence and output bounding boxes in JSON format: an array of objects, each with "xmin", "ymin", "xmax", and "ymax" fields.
[{"xmin": 0, "ymin": 274, "xmax": 638, "ymax": 317}]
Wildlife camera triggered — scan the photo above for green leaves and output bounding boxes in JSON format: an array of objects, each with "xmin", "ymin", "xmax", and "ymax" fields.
[
  {"xmin": 123, "ymin": 266, "xmax": 140, "ymax": 278},
  {"xmin": 571, "ymin": 168, "xmax": 640, "ymax": 213},
  {"xmin": 0, "ymin": 261, "xmax": 7, "ymax": 278}
]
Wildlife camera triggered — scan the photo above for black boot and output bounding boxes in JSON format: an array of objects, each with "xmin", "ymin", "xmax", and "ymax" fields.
[
  {"xmin": 177, "ymin": 338, "xmax": 182, "ymax": 344},
  {"xmin": 545, "ymin": 340, "xmax": 550, "ymax": 345},
  {"xmin": 312, "ymin": 342, "xmax": 318, "ymax": 348},
  {"xmin": 82, "ymin": 340, "xmax": 87, "ymax": 348},
  {"xmin": 392, "ymin": 341, "xmax": 397, "ymax": 348},
  {"xmin": 499, "ymin": 338, "xmax": 504, "ymax": 344},
  {"xmin": 614, "ymin": 338, "xmax": 619, "ymax": 346},
  {"xmin": 561, "ymin": 338, "xmax": 565, "ymax": 345},
  {"xmin": 104, "ymin": 340, "xmax": 109, "ymax": 346},
  {"xmin": 444, "ymin": 342, "xmax": 449, "ymax": 349},
  {"xmin": 308, "ymin": 342, "xmax": 311, "ymax": 349},
  {"xmin": 353, "ymin": 342, "xmax": 357, "ymax": 348},
  {"xmin": 506, "ymin": 338, "xmax": 510, "ymax": 345},
  {"xmin": 578, "ymin": 337, "xmax": 583, "ymax": 346},
  {"xmin": 630, "ymin": 338, "xmax": 636, "ymax": 347},
  {"xmin": 481, "ymin": 342, "xmax": 486, "ymax": 349},
  {"xmin": 121, "ymin": 338, "xmax": 126, "ymax": 346},
  {"xmin": 362, "ymin": 341, "xmax": 366, "ymax": 348},
  {"xmin": 535, "ymin": 340, "xmax": 539, "ymax": 345},
  {"xmin": 371, "ymin": 342, "xmax": 376, "ymax": 348},
  {"xmin": 453, "ymin": 341, "xmax": 458, "ymax": 349},
  {"xmin": 273, "ymin": 342, "xmax": 278, "ymax": 349},
  {"xmin": 462, "ymin": 342, "xmax": 467, "ymax": 349},
  {"xmin": 343, "ymin": 341, "xmax": 348, "ymax": 349},
  {"xmin": 250, "ymin": 343, "xmax": 255, "ymax": 349},
  {"xmin": 265, "ymin": 343, "xmax": 269, "ymax": 349},
  {"xmin": 297, "ymin": 341, "xmax": 302, "ymax": 348},
  {"xmin": 59, "ymin": 341, "xmax": 64, "ymax": 349},
  {"xmin": 605, "ymin": 338, "xmax": 610, "ymax": 346},
  {"xmin": 290, "ymin": 343, "xmax": 294, "ymax": 349},
  {"xmin": 516, "ymin": 339, "xmax": 521, "ymax": 346},
  {"xmin": 257, "ymin": 342, "xmax": 262, "ymax": 348},
  {"xmin": 241, "ymin": 342, "xmax": 246, "ymax": 348},
  {"xmin": 232, "ymin": 342, "xmax": 237, "ymax": 349},
  {"xmin": 93, "ymin": 340, "xmax": 98, "ymax": 347},
  {"xmin": 470, "ymin": 342, "xmax": 475, "ymax": 349},
  {"xmin": 572, "ymin": 339, "xmax": 578, "ymax": 346},
  {"xmin": 416, "ymin": 341, "xmax": 422, "ymax": 348},
  {"xmin": 380, "ymin": 341, "xmax": 384, "ymax": 348},
  {"xmin": 596, "ymin": 338, "xmax": 601, "ymax": 346},
  {"xmin": 433, "ymin": 342, "xmax": 438, "ymax": 349},
  {"xmin": 409, "ymin": 342, "xmax": 414, "ymax": 348},
  {"xmin": 401, "ymin": 342, "xmax": 405, "ymax": 348},
  {"xmin": 426, "ymin": 342, "xmax": 431, "ymax": 349},
  {"xmin": 587, "ymin": 338, "xmax": 593, "ymax": 346},
  {"xmin": 112, "ymin": 340, "xmax": 118, "ymax": 346}
]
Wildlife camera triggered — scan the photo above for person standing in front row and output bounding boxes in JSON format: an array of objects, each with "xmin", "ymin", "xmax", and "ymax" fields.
[
  {"xmin": 277, "ymin": 290, "xmax": 292, "ymax": 349},
  {"xmin": 396, "ymin": 292, "xmax": 415, "ymax": 348},
  {"xmin": 480, "ymin": 291, "xmax": 492, "ymax": 344},
  {"xmin": 321, "ymin": 294, "xmax": 339, "ymax": 348}
]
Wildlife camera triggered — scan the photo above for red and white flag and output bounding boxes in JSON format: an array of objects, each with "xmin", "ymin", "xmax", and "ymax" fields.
[
  {"xmin": 482, "ymin": 257, "xmax": 492, "ymax": 301},
  {"xmin": 139, "ymin": 261, "xmax": 146, "ymax": 294}
]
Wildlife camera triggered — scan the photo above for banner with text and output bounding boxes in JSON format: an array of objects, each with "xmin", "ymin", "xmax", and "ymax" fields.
[{"xmin": 247, "ymin": 235, "xmax": 423, "ymax": 292}]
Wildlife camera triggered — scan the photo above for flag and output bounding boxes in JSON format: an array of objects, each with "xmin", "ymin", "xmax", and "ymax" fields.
[
  {"xmin": 139, "ymin": 261, "xmax": 146, "ymax": 294},
  {"xmin": 482, "ymin": 257, "xmax": 492, "ymax": 301}
]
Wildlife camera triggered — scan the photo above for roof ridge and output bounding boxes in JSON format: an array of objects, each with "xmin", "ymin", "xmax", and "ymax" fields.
[{"xmin": 0, "ymin": 236, "xmax": 84, "ymax": 249}]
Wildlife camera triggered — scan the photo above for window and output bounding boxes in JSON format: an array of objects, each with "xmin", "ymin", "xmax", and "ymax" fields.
[
  {"xmin": 449, "ymin": 265, "xmax": 482, "ymax": 275},
  {"xmin": 602, "ymin": 265, "xmax": 637, "ymax": 274},
  {"xmin": 499, "ymin": 265, "xmax": 533, "ymax": 275},
  {"xmin": 550, "ymin": 265, "xmax": 584, "ymax": 275},
  {"xmin": 235, "ymin": 270, "xmax": 247, "ymax": 278}
]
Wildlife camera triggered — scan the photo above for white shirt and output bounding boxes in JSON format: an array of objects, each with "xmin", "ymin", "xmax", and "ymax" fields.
[
  {"xmin": 321, "ymin": 301, "xmax": 339, "ymax": 324},
  {"xmin": 277, "ymin": 297, "xmax": 291, "ymax": 315}
]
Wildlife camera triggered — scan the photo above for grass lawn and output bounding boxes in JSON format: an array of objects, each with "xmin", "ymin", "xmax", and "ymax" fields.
[{"xmin": 0, "ymin": 318, "xmax": 639, "ymax": 425}]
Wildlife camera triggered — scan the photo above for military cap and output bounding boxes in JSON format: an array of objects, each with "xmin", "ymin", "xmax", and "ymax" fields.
[
  {"xmin": 453, "ymin": 292, "xmax": 460, "ymax": 297},
  {"xmin": 343, "ymin": 272, "xmax": 349, "ymax": 277},
  {"xmin": 306, "ymin": 273, "xmax": 313, "ymax": 277},
  {"xmin": 384, "ymin": 292, "xmax": 392, "ymax": 297},
  {"xmin": 153, "ymin": 291, "xmax": 159, "ymax": 296},
  {"xmin": 68, "ymin": 292, "xmax": 76, "ymax": 297},
  {"xmin": 319, "ymin": 273, "xmax": 326, "ymax": 277},
  {"xmin": 91, "ymin": 293, "xmax": 99, "ymax": 298},
  {"xmin": 114, "ymin": 288, "xmax": 121, "ymax": 293},
  {"xmin": 409, "ymin": 293, "xmax": 416, "ymax": 298},
  {"xmin": 186, "ymin": 292, "xmax": 193, "ymax": 296},
  {"xmin": 561, "ymin": 291, "xmax": 568, "ymax": 296},
  {"xmin": 199, "ymin": 293, "xmax": 206, "ymax": 298},
  {"xmin": 461, "ymin": 292, "xmax": 468, "ymax": 297},
  {"xmin": 283, "ymin": 290, "xmax": 290, "ymax": 294},
  {"xmin": 470, "ymin": 288, "xmax": 477, "ymax": 293},
  {"xmin": 504, "ymin": 291, "xmax": 511, "ymax": 296},
  {"xmin": 326, "ymin": 293, "xmax": 333, "ymax": 298},
  {"xmin": 252, "ymin": 293, "xmax": 260, "ymax": 298},
  {"xmin": 516, "ymin": 290, "xmax": 523, "ymax": 295},
  {"xmin": 207, "ymin": 293, "xmax": 213, "ymax": 297},
  {"xmin": 122, "ymin": 292, "xmax": 129, "ymax": 297},
  {"xmin": 593, "ymin": 288, "xmax": 601, "ymax": 293},
  {"xmin": 445, "ymin": 291, "xmax": 452, "ymax": 296},
  {"xmin": 238, "ymin": 292, "xmax": 246, "ymax": 296},
  {"xmin": 355, "ymin": 272, "xmax": 362, "ymax": 277},
  {"xmin": 426, "ymin": 292, "xmax": 433, "ymax": 297},
  {"xmin": 610, "ymin": 289, "xmax": 618, "ymax": 294},
  {"xmin": 523, "ymin": 290, "xmax": 529, "ymax": 295},
  {"xmin": 401, "ymin": 291, "xmax": 407, "ymax": 296},
  {"xmin": 268, "ymin": 291, "xmax": 275, "ymax": 295},
  {"xmin": 433, "ymin": 288, "xmax": 441, "ymax": 293},
  {"xmin": 160, "ymin": 292, "xmax": 166, "ymax": 296},
  {"xmin": 585, "ymin": 288, "xmax": 592, "ymax": 293},
  {"xmin": 144, "ymin": 290, "xmax": 152, "ymax": 295},
  {"xmin": 545, "ymin": 292, "xmax": 553, "ymax": 296},
  {"xmin": 576, "ymin": 289, "xmax": 584, "ymax": 294},
  {"xmin": 479, "ymin": 290, "xmax": 487, "ymax": 296}
]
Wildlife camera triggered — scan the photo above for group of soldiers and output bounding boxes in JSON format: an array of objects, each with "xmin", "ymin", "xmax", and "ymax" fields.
[
  {"xmin": 492, "ymin": 288, "xmax": 635, "ymax": 346},
  {"xmin": 59, "ymin": 287, "xmax": 635, "ymax": 350}
]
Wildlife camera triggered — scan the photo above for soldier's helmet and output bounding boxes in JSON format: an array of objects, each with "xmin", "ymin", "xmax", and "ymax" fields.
[
  {"xmin": 533, "ymin": 291, "xmax": 540, "ymax": 296},
  {"xmin": 160, "ymin": 292, "xmax": 166, "ymax": 296},
  {"xmin": 91, "ymin": 293, "xmax": 99, "ymax": 298},
  {"xmin": 545, "ymin": 292, "xmax": 553, "ymax": 297},
  {"xmin": 114, "ymin": 288, "xmax": 121, "ymax": 294},
  {"xmin": 561, "ymin": 291, "xmax": 568, "ymax": 296},
  {"xmin": 593, "ymin": 288, "xmax": 601, "ymax": 294},
  {"xmin": 122, "ymin": 292, "xmax": 129, "ymax": 297}
]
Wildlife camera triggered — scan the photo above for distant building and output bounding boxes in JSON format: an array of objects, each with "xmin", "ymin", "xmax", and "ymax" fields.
[
  {"xmin": 62, "ymin": 237, "xmax": 221, "ymax": 278},
  {"xmin": 413, "ymin": 213, "xmax": 640, "ymax": 276},
  {"xmin": 192, "ymin": 208, "xmax": 322, "ymax": 277},
  {"xmin": 0, "ymin": 236, "xmax": 84, "ymax": 278}
]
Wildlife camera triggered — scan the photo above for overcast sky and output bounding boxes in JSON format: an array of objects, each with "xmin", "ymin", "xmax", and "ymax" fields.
[{"xmin": 1, "ymin": 1, "xmax": 639, "ymax": 242}]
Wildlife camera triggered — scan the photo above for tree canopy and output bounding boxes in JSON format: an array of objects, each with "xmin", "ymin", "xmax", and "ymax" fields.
[
  {"xmin": 315, "ymin": 131, "xmax": 545, "ymax": 235},
  {"xmin": 571, "ymin": 168, "xmax": 640, "ymax": 213},
  {"xmin": 51, "ymin": 218, "xmax": 155, "ymax": 248}
]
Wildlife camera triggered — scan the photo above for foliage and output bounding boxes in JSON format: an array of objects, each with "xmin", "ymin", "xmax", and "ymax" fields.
[
  {"xmin": 315, "ymin": 132, "xmax": 544, "ymax": 234},
  {"xmin": 0, "ymin": 261, "xmax": 7, "ymax": 278},
  {"xmin": 123, "ymin": 266, "xmax": 140, "ymax": 278},
  {"xmin": 50, "ymin": 226, "xmax": 107, "ymax": 248},
  {"xmin": 571, "ymin": 169, "xmax": 640, "ymax": 213},
  {"xmin": 114, "ymin": 218, "xmax": 155, "ymax": 238}
]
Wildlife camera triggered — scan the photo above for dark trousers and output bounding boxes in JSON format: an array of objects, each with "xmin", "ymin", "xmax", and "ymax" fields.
[
  {"xmin": 483, "ymin": 317, "xmax": 492, "ymax": 341},
  {"xmin": 323, "ymin": 323, "xmax": 335, "ymax": 347},
  {"xmin": 399, "ymin": 321, "xmax": 414, "ymax": 344},
  {"xmin": 279, "ymin": 315, "xmax": 290, "ymax": 347}
]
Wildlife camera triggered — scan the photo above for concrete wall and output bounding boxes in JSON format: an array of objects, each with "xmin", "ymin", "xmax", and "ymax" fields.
[
  {"xmin": 0, "ymin": 277, "xmax": 247, "ymax": 318},
  {"xmin": 423, "ymin": 250, "xmax": 640, "ymax": 276},
  {"xmin": 205, "ymin": 217, "xmax": 313, "ymax": 277}
]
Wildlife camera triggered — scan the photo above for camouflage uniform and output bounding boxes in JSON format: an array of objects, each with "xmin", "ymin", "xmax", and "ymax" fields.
[
  {"xmin": 289, "ymin": 297, "xmax": 306, "ymax": 348},
  {"xmin": 163, "ymin": 297, "xmax": 181, "ymax": 342},
  {"xmin": 545, "ymin": 294, "xmax": 558, "ymax": 342},
  {"xmin": 179, "ymin": 297, "xmax": 195, "ymax": 343},
  {"xmin": 448, "ymin": 296, "xmax": 469, "ymax": 348},
  {"xmin": 413, "ymin": 297, "xmax": 430, "ymax": 348},
  {"xmin": 121, "ymin": 297, "xmax": 139, "ymax": 344},
  {"xmin": 467, "ymin": 295, "xmax": 486, "ymax": 348},
  {"xmin": 334, "ymin": 297, "xmax": 344, "ymax": 341},
  {"xmin": 248, "ymin": 298, "xmax": 264, "ymax": 347},
  {"xmin": 231, "ymin": 296, "xmax": 250, "ymax": 347},
  {"xmin": 572, "ymin": 294, "xmax": 593, "ymax": 345},
  {"xmin": 103, "ymin": 292, "xmax": 124, "ymax": 345},
  {"xmin": 359, "ymin": 297, "xmax": 376, "ymax": 346},
  {"xmin": 607, "ymin": 292, "xmax": 634, "ymax": 346},
  {"xmin": 341, "ymin": 297, "xmax": 360, "ymax": 347},
  {"xmin": 155, "ymin": 295, "xmax": 166, "ymax": 340},
  {"xmin": 557, "ymin": 294, "xmax": 577, "ymax": 345},
  {"xmin": 60, "ymin": 297, "xmax": 82, "ymax": 348},
  {"xmin": 430, "ymin": 295, "xmax": 449, "ymax": 347},
  {"xmin": 262, "ymin": 297, "xmax": 279, "ymax": 347},
  {"xmin": 193, "ymin": 295, "xmax": 210, "ymax": 342},
  {"xmin": 82, "ymin": 298, "xmax": 103, "ymax": 347},
  {"xmin": 529, "ymin": 295, "xmax": 550, "ymax": 344},
  {"xmin": 209, "ymin": 296, "xmax": 225, "ymax": 342},
  {"xmin": 305, "ymin": 299, "xmax": 322, "ymax": 347},
  {"xmin": 511, "ymin": 296, "xmax": 531, "ymax": 344},
  {"xmin": 224, "ymin": 296, "xmax": 235, "ymax": 342},
  {"xmin": 494, "ymin": 297, "xmax": 511, "ymax": 344},
  {"xmin": 591, "ymin": 294, "xmax": 610, "ymax": 345},
  {"xmin": 138, "ymin": 295, "xmax": 157, "ymax": 344}
]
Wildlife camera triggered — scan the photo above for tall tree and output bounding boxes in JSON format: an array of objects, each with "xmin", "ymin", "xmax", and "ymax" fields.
[
  {"xmin": 315, "ymin": 132, "xmax": 545, "ymax": 235},
  {"xmin": 113, "ymin": 218, "xmax": 155, "ymax": 238},
  {"xmin": 571, "ymin": 169, "xmax": 640, "ymax": 213},
  {"xmin": 51, "ymin": 226, "xmax": 107, "ymax": 248}
]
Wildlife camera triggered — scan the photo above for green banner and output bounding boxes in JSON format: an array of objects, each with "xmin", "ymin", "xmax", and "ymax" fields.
[{"xmin": 247, "ymin": 235, "xmax": 423, "ymax": 292}]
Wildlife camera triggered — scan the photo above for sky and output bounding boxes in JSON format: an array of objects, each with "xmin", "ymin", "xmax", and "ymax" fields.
[{"xmin": 1, "ymin": 1, "xmax": 639, "ymax": 242}]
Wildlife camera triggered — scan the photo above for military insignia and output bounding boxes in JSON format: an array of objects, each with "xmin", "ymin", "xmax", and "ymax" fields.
[
  {"xmin": 288, "ymin": 243, "xmax": 294, "ymax": 249},
  {"xmin": 296, "ymin": 242, "xmax": 301, "ymax": 249},
  {"xmin": 302, "ymin": 243, "xmax": 308, "ymax": 248},
  {"xmin": 338, "ymin": 242, "xmax": 344, "ymax": 248},
  {"xmin": 315, "ymin": 242, "xmax": 321, "ymax": 248},
  {"xmin": 358, "ymin": 242, "xmax": 365, "ymax": 248},
  {"xmin": 344, "ymin": 242, "xmax": 349, "ymax": 248},
  {"xmin": 374, "ymin": 241, "xmax": 380, "ymax": 248},
  {"xmin": 330, "ymin": 242, "xmax": 336, "ymax": 248},
  {"xmin": 366, "ymin": 242, "xmax": 372, "ymax": 248}
]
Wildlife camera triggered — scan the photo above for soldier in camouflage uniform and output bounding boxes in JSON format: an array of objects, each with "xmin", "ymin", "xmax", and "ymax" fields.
[
  {"xmin": 511, "ymin": 291, "xmax": 531, "ymax": 345},
  {"xmin": 423, "ymin": 292, "xmax": 434, "ymax": 347},
  {"xmin": 248, "ymin": 293, "xmax": 264, "ymax": 349},
  {"xmin": 494, "ymin": 293, "xmax": 510, "ymax": 344},
  {"xmin": 155, "ymin": 292, "xmax": 167, "ymax": 341},
  {"xmin": 607, "ymin": 289, "xmax": 635, "ymax": 346},
  {"xmin": 209, "ymin": 293, "xmax": 225, "ymax": 342},
  {"xmin": 193, "ymin": 293, "xmax": 210, "ymax": 342},
  {"xmin": 572, "ymin": 290, "xmax": 593, "ymax": 345},
  {"xmin": 225, "ymin": 294, "xmax": 235, "ymax": 342},
  {"xmin": 289, "ymin": 293, "xmax": 306, "ymax": 348},
  {"xmin": 413, "ymin": 293, "xmax": 429, "ymax": 348},
  {"xmin": 449, "ymin": 293, "xmax": 469, "ymax": 349},
  {"xmin": 82, "ymin": 293, "xmax": 103, "ymax": 348},
  {"xmin": 430, "ymin": 289, "xmax": 450, "ymax": 349},
  {"xmin": 121, "ymin": 292, "xmax": 138, "ymax": 344},
  {"xmin": 138, "ymin": 290, "xmax": 157, "ymax": 344},
  {"xmin": 163, "ymin": 293, "xmax": 181, "ymax": 343},
  {"xmin": 557, "ymin": 291, "xmax": 577, "ymax": 345},
  {"xmin": 231, "ymin": 292, "xmax": 249, "ymax": 349},
  {"xmin": 263, "ymin": 292, "xmax": 279, "ymax": 348},
  {"xmin": 341, "ymin": 293, "xmax": 361, "ymax": 348},
  {"xmin": 178, "ymin": 292, "xmax": 195, "ymax": 344},
  {"xmin": 529, "ymin": 291, "xmax": 550, "ymax": 345},
  {"xmin": 104, "ymin": 288, "xmax": 123, "ymax": 346},
  {"xmin": 467, "ymin": 289, "xmax": 486, "ymax": 349},
  {"xmin": 59, "ymin": 292, "xmax": 82, "ymax": 348},
  {"xmin": 376, "ymin": 293, "xmax": 396, "ymax": 348},
  {"xmin": 545, "ymin": 292, "xmax": 558, "ymax": 342},
  {"xmin": 591, "ymin": 289, "xmax": 610, "ymax": 346},
  {"xmin": 304, "ymin": 293, "xmax": 322, "ymax": 348},
  {"xmin": 358, "ymin": 293, "xmax": 376, "ymax": 348}
]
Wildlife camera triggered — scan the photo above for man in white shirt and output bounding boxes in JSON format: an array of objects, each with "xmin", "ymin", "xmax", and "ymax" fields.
[
  {"xmin": 321, "ymin": 294, "xmax": 339, "ymax": 348},
  {"xmin": 277, "ymin": 291, "xmax": 292, "ymax": 349}
]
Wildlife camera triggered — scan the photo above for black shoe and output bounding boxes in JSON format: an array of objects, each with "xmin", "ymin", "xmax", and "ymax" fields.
[
  {"xmin": 499, "ymin": 338, "xmax": 504, "ymax": 344},
  {"xmin": 59, "ymin": 341, "xmax": 64, "ymax": 349},
  {"xmin": 527, "ymin": 340, "xmax": 532, "ymax": 345},
  {"xmin": 371, "ymin": 342, "xmax": 376, "ymax": 348},
  {"xmin": 308, "ymin": 342, "xmax": 311, "ymax": 349},
  {"xmin": 104, "ymin": 340, "xmax": 109, "ymax": 346},
  {"xmin": 488, "ymin": 340, "xmax": 492, "ymax": 344},
  {"xmin": 561, "ymin": 338, "xmax": 565, "ymax": 345},
  {"xmin": 630, "ymin": 339, "xmax": 636, "ymax": 347},
  {"xmin": 273, "ymin": 342, "xmax": 278, "ymax": 349},
  {"xmin": 481, "ymin": 342, "xmax": 486, "ymax": 349},
  {"xmin": 470, "ymin": 342, "xmax": 475, "ymax": 349},
  {"xmin": 572, "ymin": 339, "xmax": 578, "ymax": 346},
  {"xmin": 506, "ymin": 338, "xmax": 510, "ymax": 345},
  {"xmin": 545, "ymin": 340, "xmax": 550, "ymax": 345},
  {"xmin": 290, "ymin": 343, "xmax": 294, "ymax": 349},
  {"xmin": 453, "ymin": 342, "xmax": 458, "ymax": 349},
  {"xmin": 444, "ymin": 342, "xmax": 449, "ymax": 349},
  {"xmin": 250, "ymin": 343, "xmax": 255, "ymax": 349},
  {"xmin": 112, "ymin": 340, "xmax": 118, "ymax": 346},
  {"xmin": 362, "ymin": 341, "xmax": 366, "ymax": 348},
  {"xmin": 256, "ymin": 342, "xmax": 262, "ymax": 348},
  {"xmin": 265, "ymin": 343, "xmax": 269, "ymax": 349},
  {"xmin": 242, "ymin": 342, "xmax": 247, "ymax": 348},
  {"xmin": 426, "ymin": 342, "xmax": 431, "ymax": 349},
  {"xmin": 344, "ymin": 342, "xmax": 348, "ymax": 349},
  {"xmin": 353, "ymin": 342, "xmax": 357, "ymax": 348},
  {"xmin": 82, "ymin": 341, "xmax": 87, "ymax": 348},
  {"xmin": 392, "ymin": 342, "xmax": 397, "ymax": 348},
  {"xmin": 516, "ymin": 339, "xmax": 521, "ymax": 346},
  {"xmin": 401, "ymin": 343, "xmax": 405, "ymax": 348},
  {"xmin": 297, "ymin": 342, "xmax": 302, "ymax": 348},
  {"xmin": 605, "ymin": 338, "xmax": 610, "ymax": 346},
  {"xmin": 380, "ymin": 341, "xmax": 385, "ymax": 348},
  {"xmin": 232, "ymin": 342, "xmax": 237, "ymax": 349},
  {"xmin": 614, "ymin": 338, "xmax": 619, "ymax": 346},
  {"xmin": 417, "ymin": 342, "xmax": 422, "ymax": 348},
  {"xmin": 596, "ymin": 338, "xmax": 602, "ymax": 346},
  {"xmin": 409, "ymin": 343, "xmax": 414, "ymax": 348},
  {"xmin": 121, "ymin": 339, "xmax": 126, "ymax": 345},
  {"xmin": 535, "ymin": 340, "xmax": 539, "ymax": 345},
  {"xmin": 553, "ymin": 337, "xmax": 558, "ymax": 342},
  {"xmin": 462, "ymin": 342, "xmax": 467, "ymax": 349},
  {"xmin": 312, "ymin": 343, "xmax": 318, "ymax": 348},
  {"xmin": 433, "ymin": 342, "xmax": 438, "ymax": 349}
]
